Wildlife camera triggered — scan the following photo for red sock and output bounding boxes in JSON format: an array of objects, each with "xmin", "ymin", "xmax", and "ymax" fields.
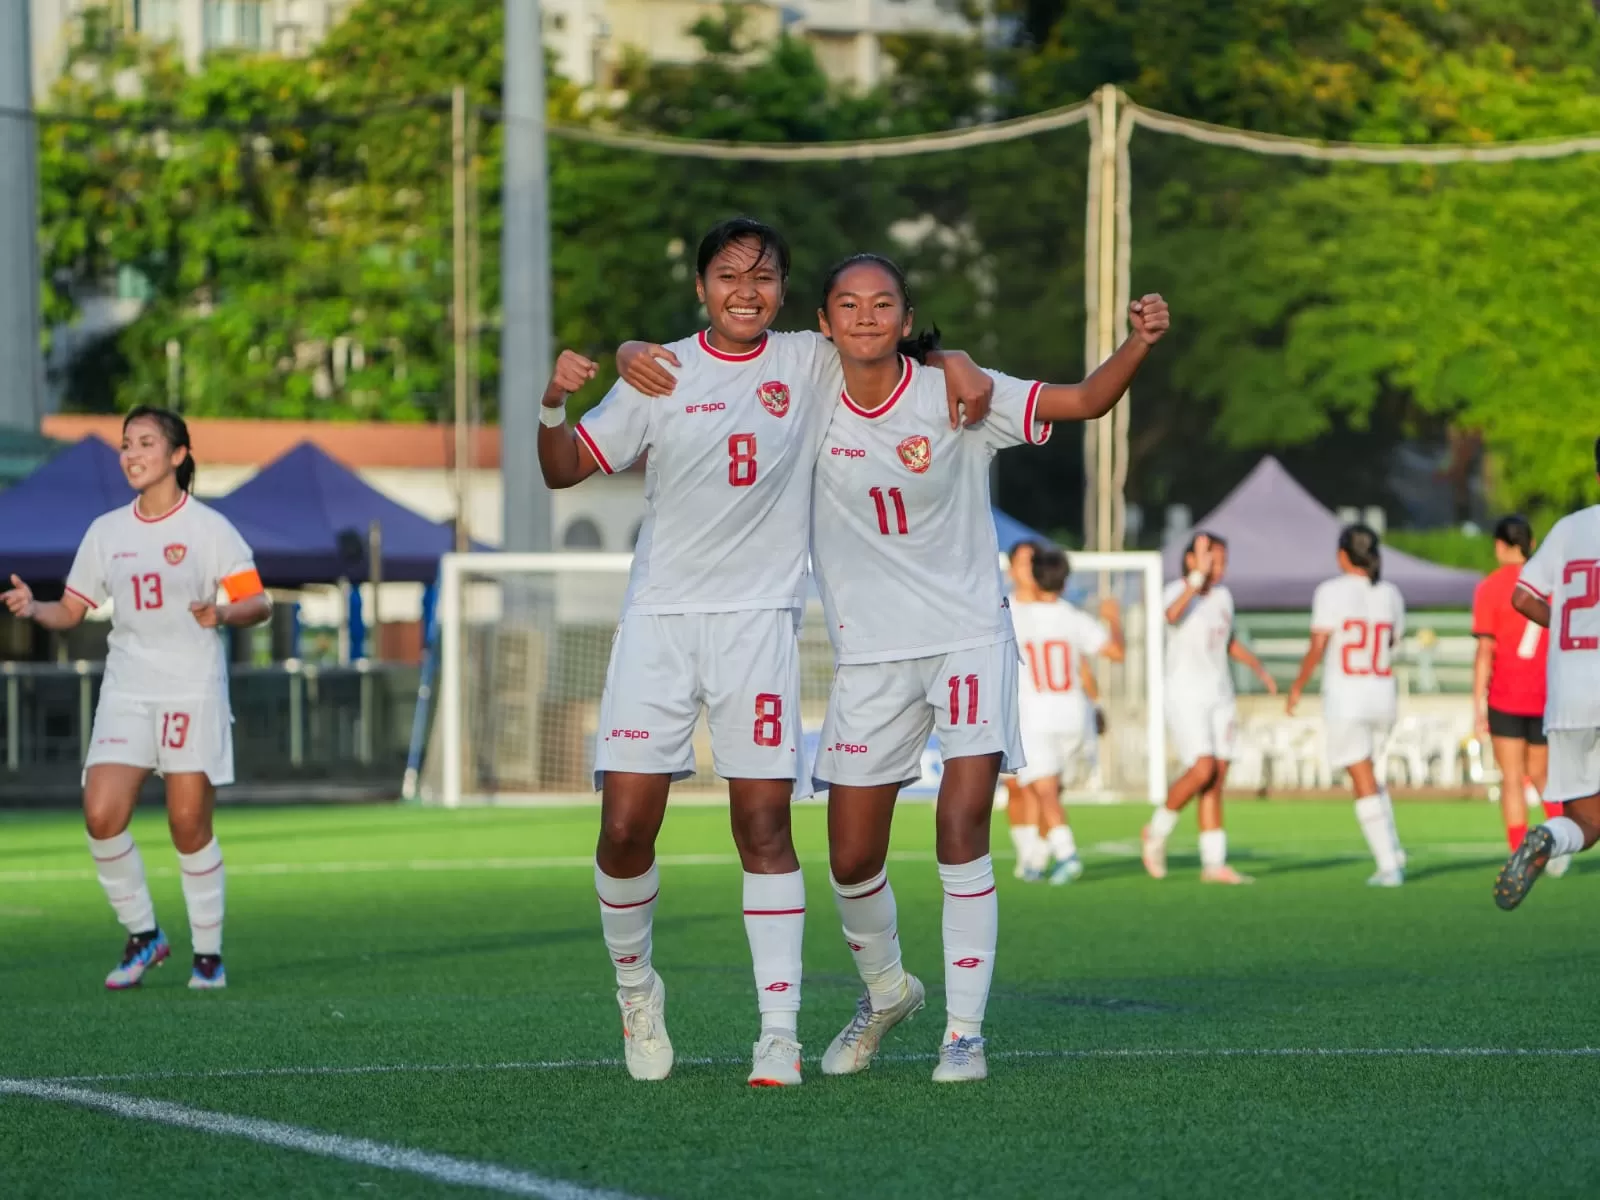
[
  {"xmin": 1507, "ymin": 822, "xmax": 1528, "ymax": 851},
  {"xmin": 1544, "ymin": 800, "xmax": 1565, "ymax": 821}
]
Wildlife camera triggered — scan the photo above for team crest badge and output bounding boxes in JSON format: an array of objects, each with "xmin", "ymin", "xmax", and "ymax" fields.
[
  {"xmin": 897, "ymin": 435, "xmax": 932, "ymax": 474},
  {"xmin": 164, "ymin": 544, "xmax": 187, "ymax": 566},
  {"xmin": 757, "ymin": 381, "xmax": 790, "ymax": 418}
]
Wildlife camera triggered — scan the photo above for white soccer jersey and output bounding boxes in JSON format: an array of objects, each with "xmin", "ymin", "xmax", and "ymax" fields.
[
  {"xmin": 1011, "ymin": 598, "xmax": 1107, "ymax": 731},
  {"xmin": 811, "ymin": 361, "xmax": 1049, "ymax": 664},
  {"xmin": 65, "ymin": 494, "xmax": 261, "ymax": 703},
  {"xmin": 1517, "ymin": 504, "xmax": 1600, "ymax": 731},
  {"xmin": 575, "ymin": 330, "xmax": 839, "ymax": 614},
  {"xmin": 1309, "ymin": 573, "xmax": 1406, "ymax": 719},
  {"xmin": 1163, "ymin": 580, "xmax": 1236, "ymax": 704}
]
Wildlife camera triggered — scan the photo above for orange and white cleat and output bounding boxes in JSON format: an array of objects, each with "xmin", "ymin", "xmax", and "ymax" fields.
[
  {"xmin": 748, "ymin": 1032, "xmax": 803, "ymax": 1087},
  {"xmin": 1200, "ymin": 865, "xmax": 1254, "ymax": 885},
  {"xmin": 1140, "ymin": 826, "xmax": 1168, "ymax": 880},
  {"xmin": 618, "ymin": 972, "xmax": 673, "ymax": 1081}
]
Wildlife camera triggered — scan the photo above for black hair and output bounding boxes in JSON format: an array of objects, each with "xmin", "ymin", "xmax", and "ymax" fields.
[
  {"xmin": 1339, "ymin": 522, "xmax": 1381, "ymax": 583},
  {"xmin": 1183, "ymin": 531, "xmax": 1227, "ymax": 566},
  {"xmin": 1492, "ymin": 514, "xmax": 1534, "ymax": 559},
  {"xmin": 1031, "ymin": 546, "xmax": 1070, "ymax": 595},
  {"xmin": 122, "ymin": 405, "xmax": 195, "ymax": 492},
  {"xmin": 696, "ymin": 217, "xmax": 790, "ymax": 282},
  {"xmin": 1594, "ymin": 435, "xmax": 1600, "ymax": 477},
  {"xmin": 819, "ymin": 252, "xmax": 941, "ymax": 362}
]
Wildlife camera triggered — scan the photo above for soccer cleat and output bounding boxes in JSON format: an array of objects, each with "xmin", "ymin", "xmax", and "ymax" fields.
[
  {"xmin": 1019, "ymin": 862, "xmax": 1044, "ymax": 883},
  {"xmin": 1200, "ymin": 865, "xmax": 1254, "ymax": 885},
  {"xmin": 821, "ymin": 974, "xmax": 927, "ymax": 1076},
  {"xmin": 748, "ymin": 1033, "xmax": 803, "ymax": 1087},
  {"xmin": 188, "ymin": 954, "xmax": 227, "ymax": 990},
  {"xmin": 1495, "ymin": 826, "xmax": 1554, "ymax": 911},
  {"xmin": 1547, "ymin": 853, "xmax": 1572, "ymax": 879},
  {"xmin": 617, "ymin": 972, "xmax": 674, "ymax": 1081},
  {"xmin": 1366, "ymin": 869, "xmax": 1405, "ymax": 888},
  {"xmin": 931, "ymin": 1034, "xmax": 988, "ymax": 1083},
  {"xmin": 1140, "ymin": 826, "xmax": 1168, "ymax": 880},
  {"xmin": 1048, "ymin": 855, "xmax": 1084, "ymax": 885},
  {"xmin": 105, "ymin": 928, "xmax": 169, "ymax": 990}
]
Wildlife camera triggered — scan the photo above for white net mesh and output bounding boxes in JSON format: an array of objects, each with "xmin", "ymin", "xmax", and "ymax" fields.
[{"xmin": 424, "ymin": 551, "xmax": 1165, "ymax": 806}]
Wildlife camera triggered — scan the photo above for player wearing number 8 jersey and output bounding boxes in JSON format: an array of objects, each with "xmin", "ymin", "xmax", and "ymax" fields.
[
  {"xmin": 2, "ymin": 408, "xmax": 270, "ymax": 991},
  {"xmin": 1496, "ymin": 443, "xmax": 1600, "ymax": 909},
  {"xmin": 807, "ymin": 254, "xmax": 1168, "ymax": 1084},
  {"xmin": 1286, "ymin": 525, "xmax": 1408, "ymax": 886},
  {"xmin": 540, "ymin": 219, "xmax": 996, "ymax": 1087}
]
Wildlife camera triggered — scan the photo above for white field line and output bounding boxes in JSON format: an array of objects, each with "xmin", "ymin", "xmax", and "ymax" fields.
[
  {"xmin": 0, "ymin": 841, "xmax": 1512, "ymax": 886},
  {"xmin": 35, "ymin": 1044, "xmax": 1600, "ymax": 1087},
  {"xmin": 0, "ymin": 1078, "xmax": 644, "ymax": 1200}
]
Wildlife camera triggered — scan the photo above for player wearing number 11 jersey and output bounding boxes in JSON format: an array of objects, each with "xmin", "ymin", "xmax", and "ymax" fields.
[
  {"xmin": 3, "ymin": 408, "xmax": 270, "ymax": 991},
  {"xmin": 809, "ymin": 254, "xmax": 1169, "ymax": 1084},
  {"xmin": 1286, "ymin": 525, "xmax": 1408, "ymax": 886}
]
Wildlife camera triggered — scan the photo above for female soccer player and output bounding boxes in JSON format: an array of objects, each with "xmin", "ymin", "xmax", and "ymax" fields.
[
  {"xmin": 1472, "ymin": 516, "xmax": 1561, "ymax": 868},
  {"xmin": 1010, "ymin": 546, "xmax": 1125, "ymax": 884},
  {"xmin": 802, "ymin": 254, "xmax": 1166, "ymax": 1082},
  {"xmin": 1142, "ymin": 532, "xmax": 1275, "ymax": 885},
  {"xmin": 1285, "ymin": 524, "xmax": 1407, "ymax": 886},
  {"xmin": 2, "ymin": 408, "xmax": 270, "ymax": 989}
]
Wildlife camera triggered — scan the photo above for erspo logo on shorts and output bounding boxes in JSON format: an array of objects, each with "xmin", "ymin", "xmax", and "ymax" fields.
[
  {"xmin": 830, "ymin": 742, "xmax": 869, "ymax": 754},
  {"xmin": 611, "ymin": 729, "xmax": 651, "ymax": 740}
]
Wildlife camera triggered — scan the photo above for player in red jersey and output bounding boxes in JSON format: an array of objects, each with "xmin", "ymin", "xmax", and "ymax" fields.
[
  {"xmin": 1472, "ymin": 516, "xmax": 1563, "ymax": 870},
  {"xmin": 3, "ymin": 408, "xmax": 270, "ymax": 990}
]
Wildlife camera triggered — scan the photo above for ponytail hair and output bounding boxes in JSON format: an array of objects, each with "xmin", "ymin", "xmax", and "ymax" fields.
[
  {"xmin": 122, "ymin": 405, "xmax": 196, "ymax": 493},
  {"xmin": 1492, "ymin": 514, "xmax": 1534, "ymax": 560},
  {"xmin": 1339, "ymin": 522, "xmax": 1381, "ymax": 583}
]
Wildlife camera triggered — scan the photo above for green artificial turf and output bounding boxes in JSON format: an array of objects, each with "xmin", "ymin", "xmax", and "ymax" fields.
[{"xmin": 2, "ymin": 800, "xmax": 1598, "ymax": 1199}]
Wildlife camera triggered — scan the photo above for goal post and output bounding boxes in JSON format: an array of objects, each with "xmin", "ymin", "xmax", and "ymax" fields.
[{"xmin": 426, "ymin": 549, "xmax": 1166, "ymax": 808}]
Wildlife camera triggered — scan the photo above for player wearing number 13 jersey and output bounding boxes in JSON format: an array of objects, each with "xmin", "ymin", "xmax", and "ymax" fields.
[
  {"xmin": 1287, "ymin": 524, "xmax": 1408, "ymax": 886},
  {"xmin": 3, "ymin": 408, "xmax": 270, "ymax": 992},
  {"xmin": 808, "ymin": 254, "xmax": 1169, "ymax": 1085},
  {"xmin": 1496, "ymin": 447, "xmax": 1600, "ymax": 909}
]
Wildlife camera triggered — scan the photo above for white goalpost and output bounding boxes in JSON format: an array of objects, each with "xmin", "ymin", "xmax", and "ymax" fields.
[{"xmin": 424, "ymin": 549, "xmax": 1165, "ymax": 809}]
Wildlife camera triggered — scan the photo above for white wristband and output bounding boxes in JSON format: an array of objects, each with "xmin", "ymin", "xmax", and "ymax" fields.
[
  {"xmin": 539, "ymin": 402, "xmax": 566, "ymax": 428},
  {"xmin": 1186, "ymin": 569, "xmax": 1206, "ymax": 589}
]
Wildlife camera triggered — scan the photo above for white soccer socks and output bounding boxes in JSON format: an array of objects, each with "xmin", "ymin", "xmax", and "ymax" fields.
[
  {"xmin": 1148, "ymin": 804, "xmax": 1182, "ymax": 845},
  {"xmin": 1354, "ymin": 795, "xmax": 1402, "ymax": 874},
  {"xmin": 177, "ymin": 838, "xmax": 226, "ymax": 956},
  {"xmin": 1045, "ymin": 824, "xmax": 1077, "ymax": 863},
  {"xmin": 743, "ymin": 870, "xmax": 805, "ymax": 1037},
  {"xmin": 831, "ymin": 867, "xmax": 907, "ymax": 1010},
  {"xmin": 1543, "ymin": 816, "xmax": 1587, "ymax": 857},
  {"xmin": 1198, "ymin": 828, "xmax": 1227, "ymax": 870},
  {"xmin": 89, "ymin": 831, "xmax": 156, "ymax": 935},
  {"xmin": 596, "ymin": 861, "xmax": 660, "ymax": 992},
  {"xmin": 938, "ymin": 856, "xmax": 997, "ymax": 1042},
  {"xmin": 1008, "ymin": 824, "xmax": 1039, "ymax": 873}
]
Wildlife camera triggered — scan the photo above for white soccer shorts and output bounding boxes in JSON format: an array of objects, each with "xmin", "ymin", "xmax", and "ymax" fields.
[
  {"xmin": 1015, "ymin": 724, "xmax": 1090, "ymax": 787},
  {"xmin": 1166, "ymin": 697, "xmax": 1238, "ymax": 768},
  {"xmin": 1544, "ymin": 728, "xmax": 1600, "ymax": 803},
  {"xmin": 592, "ymin": 609, "xmax": 804, "ymax": 790},
  {"xmin": 1323, "ymin": 714, "xmax": 1394, "ymax": 773},
  {"xmin": 813, "ymin": 638, "xmax": 1024, "ymax": 789},
  {"xmin": 83, "ymin": 691, "xmax": 235, "ymax": 786}
]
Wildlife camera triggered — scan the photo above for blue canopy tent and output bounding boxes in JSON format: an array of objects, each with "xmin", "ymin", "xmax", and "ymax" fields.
[
  {"xmin": 210, "ymin": 443, "xmax": 465, "ymax": 585},
  {"xmin": 0, "ymin": 438, "xmax": 133, "ymax": 579},
  {"xmin": 992, "ymin": 508, "xmax": 1044, "ymax": 553}
]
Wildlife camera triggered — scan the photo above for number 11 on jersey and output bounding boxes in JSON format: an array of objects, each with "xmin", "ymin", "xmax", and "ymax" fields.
[{"xmin": 870, "ymin": 487, "xmax": 908, "ymax": 536}]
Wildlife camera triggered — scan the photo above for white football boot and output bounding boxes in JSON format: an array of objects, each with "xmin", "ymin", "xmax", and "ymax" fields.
[
  {"xmin": 617, "ymin": 973, "xmax": 673, "ymax": 1081},
  {"xmin": 820, "ymin": 974, "xmax": 927, "ymax": 1076},
  {"xmin": 748, "ymin": 1033, "xmax": 803, "ymax": 1087},
  {"xmin": 931, "ymin": 1034, "xmax": 988, "ymax": 1083}
]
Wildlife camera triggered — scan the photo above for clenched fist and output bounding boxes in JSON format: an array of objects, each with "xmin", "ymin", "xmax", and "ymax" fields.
[
  {"xmin": 543, "ymin": 350, "xmax": 598, "ymax": 408},
  {"xmin": 1130, "ymin": 294, "xmax": 1170, "ymax": 346}
]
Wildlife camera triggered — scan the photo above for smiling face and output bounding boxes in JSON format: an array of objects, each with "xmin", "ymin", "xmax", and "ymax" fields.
[
  {"xmin": 818, "ymin": 261, "xmax": 913, "ymax": 367},
  {"xmin": 120, "ymin": 416, "xmax": 184, "ymax": 494},
  {"xmin": 695, "ymin": 236, "xmax": 785, "ymax": 348}
]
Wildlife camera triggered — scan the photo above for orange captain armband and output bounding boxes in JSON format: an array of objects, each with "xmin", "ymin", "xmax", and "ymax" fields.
[{"xmin": 221, "ymin": 568, "xmax": 265, "ymax": 603}]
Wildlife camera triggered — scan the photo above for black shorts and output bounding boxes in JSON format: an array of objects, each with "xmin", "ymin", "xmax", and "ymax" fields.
[{"xmin": 1487, "ymin": 707, "xmax": 1547, "ymax": 745}]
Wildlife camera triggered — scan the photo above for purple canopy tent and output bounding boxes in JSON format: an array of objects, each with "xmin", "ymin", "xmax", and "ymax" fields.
[{"xmin": 1161, "ymin": 457, "xmax": 1481, "ymax": 610}]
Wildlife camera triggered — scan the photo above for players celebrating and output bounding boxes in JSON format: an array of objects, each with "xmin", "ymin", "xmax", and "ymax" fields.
[
  {"xmin": 806, "ymin": 253, "xmax": 1167, "ymax": 1082},
  {"xmin": 1286, "ymin": 525, "xmax": 1407, "ymax": 886},
  {"xmin": 1143, "ymin": 532, "xmax": 1275, "ymax": 885},
  {"xmin": 1496, "ymin": 440, "xmax": 1600, "ymax": 908},
  {"xmin": 541, "ymin": 219, "xmax": 993, "ymax": 1086},
  {"xmin": 2, "ymin": 408, "xmax": 269, "ymax": 990},
  {"xmin": 1009, "ymin": 545, "xmax": 1125, "ymax": 884}
]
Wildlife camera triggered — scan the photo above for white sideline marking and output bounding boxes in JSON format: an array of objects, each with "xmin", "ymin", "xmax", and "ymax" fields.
[
  {"xmin": 39, "ymin": 1044, "xmax": 1600, "ymax": 1086},
  {"xmin": 0, "ymin": 1078, "xmax": 642, "ymax": 1200},
  {"xmin": 0, "ymin": 841, "xmax": 1512, "ymax": 886}
]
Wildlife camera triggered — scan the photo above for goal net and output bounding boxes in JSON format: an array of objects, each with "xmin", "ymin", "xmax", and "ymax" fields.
[{"xmin": 420, "ymin": 550, "xmax": 1165, "ymax": 807}]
